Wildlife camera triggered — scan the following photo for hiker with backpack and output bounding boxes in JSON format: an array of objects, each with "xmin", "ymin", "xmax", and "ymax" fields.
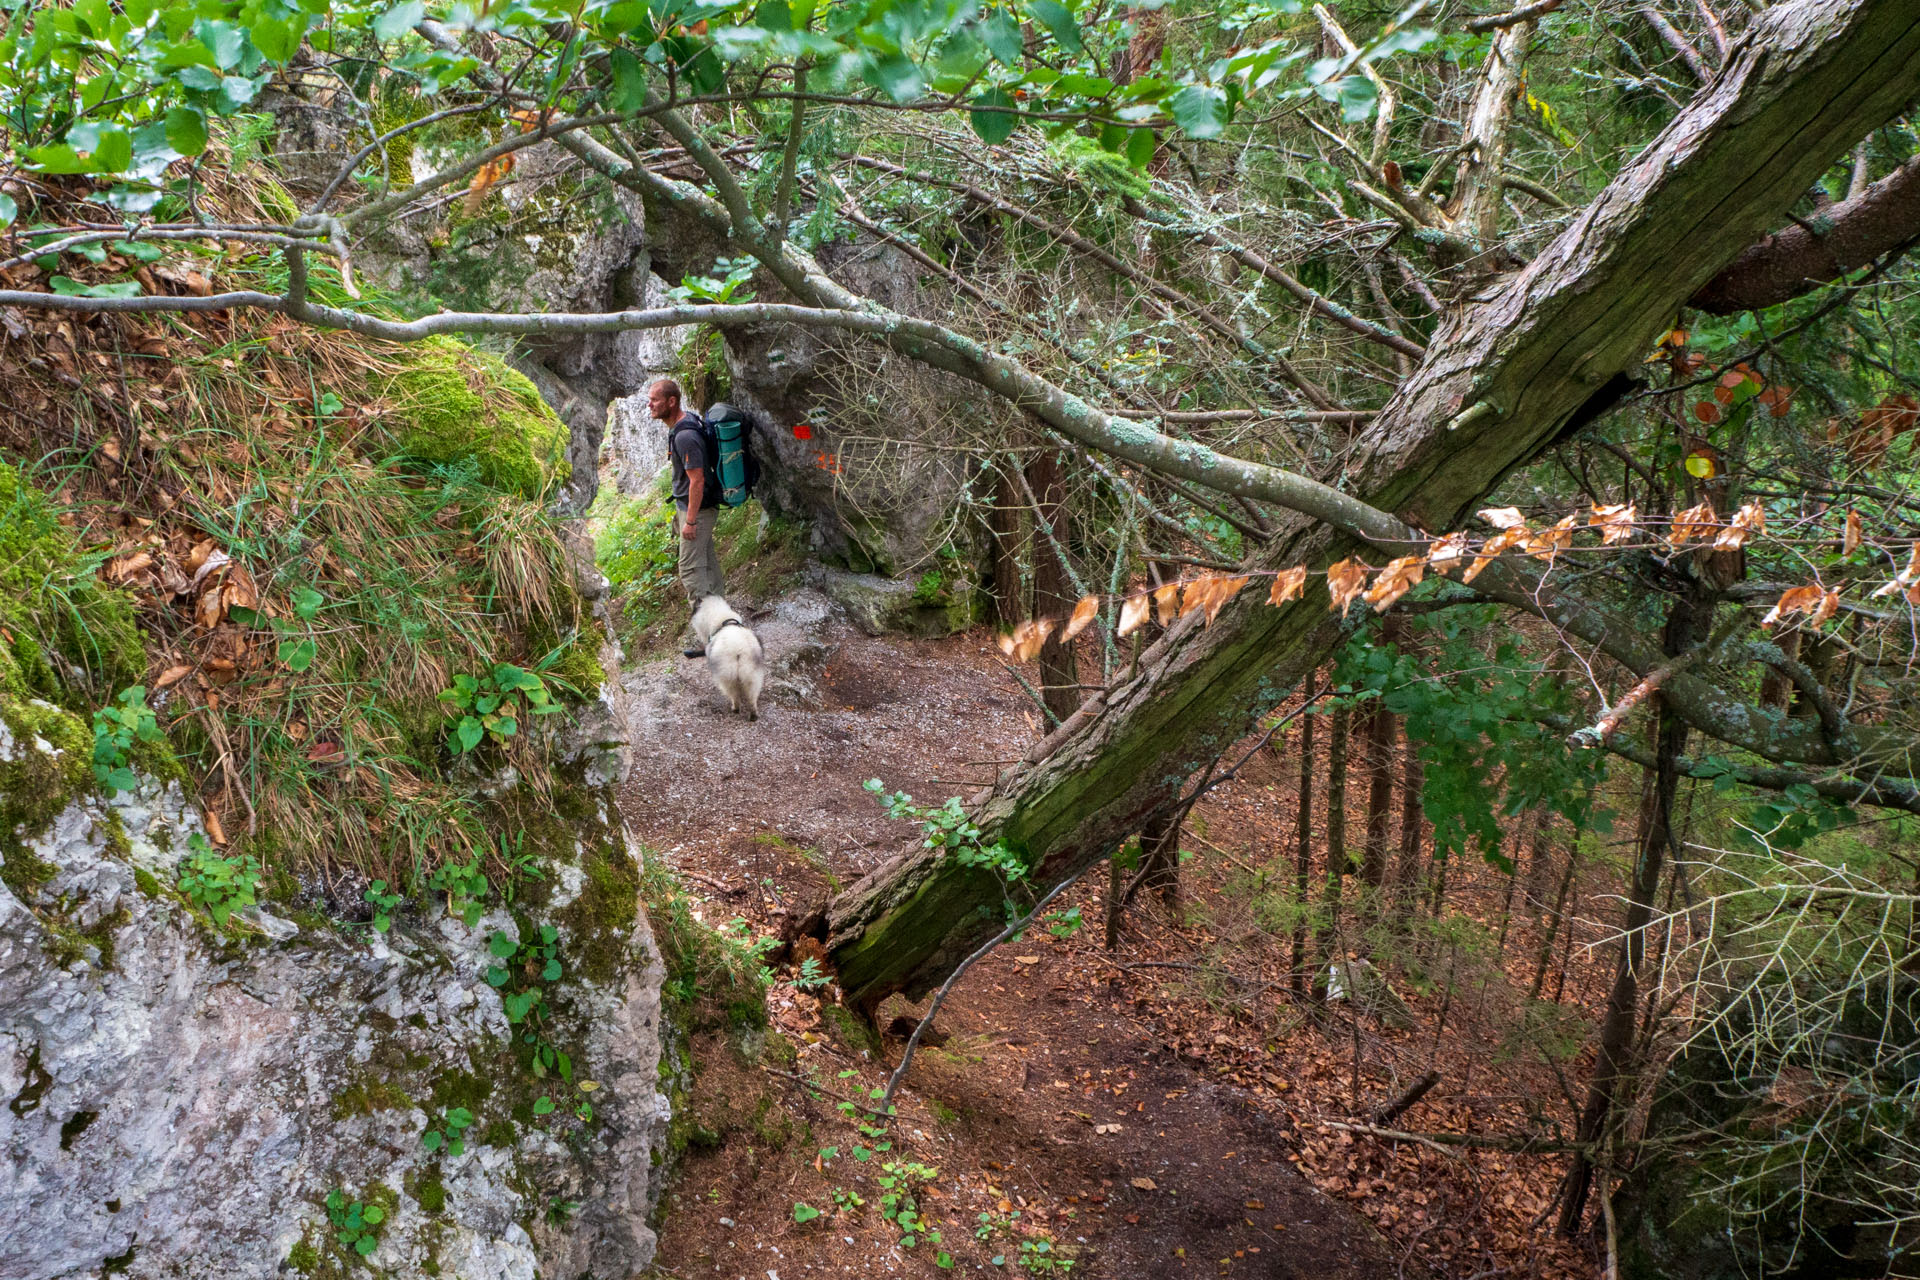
[{"xmin": 646, "ymin": 377, "xmax": 760, "ymax": 658}]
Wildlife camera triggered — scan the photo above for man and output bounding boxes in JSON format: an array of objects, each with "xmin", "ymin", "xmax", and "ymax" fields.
[{"xmin": 647, "ymin": 377, "xmax": 725, "ymax": 657}]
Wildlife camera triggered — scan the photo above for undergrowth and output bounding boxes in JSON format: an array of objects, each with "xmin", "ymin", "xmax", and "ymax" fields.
[
  {"xmin": 591, "ymin": 472, "xmax": 806, "ymax": 657},
  {"xmin": 0, "ymin": 286, "xmax": 595, "ymax": 894}
]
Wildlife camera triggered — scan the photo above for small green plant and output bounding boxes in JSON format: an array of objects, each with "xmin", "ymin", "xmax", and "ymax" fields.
[
  {"xmin": 1045, "ymin": 906, "xmax": 1084, "ymax": 939},
  {"xmin": 877, "ymin": 1161, "xmax": 942, "ymax": 1249},
  {"xmin": 91, "ymin": 686, "xmax": 162, "ymax": 796},
  {"xmin": 865, "ymin": 780, "xmax": 1028, "ymax": 883},
  {"xmin": 229, "ymin": 583, "xmax": 324, "ymax": 672},
  {"xmin": 669, "ymin": 255, "xmax": 757, "ymax": 304},
  {"xmin": 428, "ymin": 857, "xmax": 490, "ymax": 927},
  {"xmin": 439, "ymin": 662, "xmax": 563, "ymax": 753},
  {"xmin": 831, "ymin": 1185, "xmax": 866, "ymax": 1213},
  {"xmin": 1019, "ymin": 1237, "xmax": 1073, "ymax": 1274},
  {"xmin": 324, "ymin": 1189, "xmax": 385, "ymax": 1259},
  {"xmin": 791, "ymin": 955, "xmax": 832, "ymax": 990},
  {"xmin": 364, "ymin": 879, "xmax": 403, "ymax": 932},
  {"xmin": 421, "ymin": 1106, "xmax": 474, "ymax": 1156},
  {"xmin": 792, "ymin": 1201, "xmax": 824, "ymax": 1223},
  {"xmin": 486, "ymin": 923, "xmax": 563, "ymax": 987},
  {"xmin": 176, "ymin": 833, "xmax": 262, "ymax": 928}
]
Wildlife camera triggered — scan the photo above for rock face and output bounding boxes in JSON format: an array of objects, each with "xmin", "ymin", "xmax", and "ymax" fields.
[{"xmin": 0, "ymin": 697, "xmax": 671, "ymax": 1280}]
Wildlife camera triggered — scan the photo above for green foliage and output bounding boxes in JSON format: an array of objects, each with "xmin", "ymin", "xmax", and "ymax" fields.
[
  {"xmin": 428, "ymin": 856, "xmax": 491, "ymax": 928},
  {"xmin": 1019, "ymin": 1237, "xmax": 1074, "ymax": 1274},
  {"xmin": 175, "ymin": 833, "xmax": 262, "ymax": 928},
  {"xmin": 486, "ymin": 923, "xmax": 564, "ymax": 989},
  {"xmin": 439, "ymin": 662, "xmax": 563, "ymax": 754},
  {"xmin": 420, "ymin": 1105, "xmax": 474, "ymax": 1156},
  {"xmin": 324, "ymin": 1188, "xmax": 385, "ymax": 1261},
  {"xmin": 669, "ymin": 256, "xmax": 757, "ymax": 305},
  {"xmin": 791, "ymin": 955, "xmax": 832, "ymax": 990},
  {"xmin": 363, "ymin": 878, "xmax": 402, "ymax": 931},
  {"xmin": 792, "ymin": 1201, "xmax": 824, "ymax": 1223},
  {"xmin": 876, "ymin": 1160, "xmax": 942, "ymax": 1249},
  {"xmin": 865, "ymin": 779, "xmax": 1028, "ymax": 883},
  {"xmin": 90, "ymin": 686, "xmax": 162, "ymax": 796}
]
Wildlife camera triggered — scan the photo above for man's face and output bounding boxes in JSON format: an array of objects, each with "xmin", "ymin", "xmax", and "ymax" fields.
[{"xmin": 648, "ymin": 384, "xmax": 678, "ymax": 424}]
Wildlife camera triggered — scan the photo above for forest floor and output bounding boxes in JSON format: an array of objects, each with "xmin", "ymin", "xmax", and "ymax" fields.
[{"xmin": 620, "ymin": 585, "xmax": 1610, "ymax": 1280}]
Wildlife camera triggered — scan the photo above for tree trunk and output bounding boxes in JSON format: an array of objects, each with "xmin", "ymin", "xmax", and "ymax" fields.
[
  {"xmin": 1558, "ymin": 595, "xmax": 1702, "ymax": 1234},
  {"xmin": 987, "ymin": 463, "xmax": 1022, "ymax": 627},
  {"xmin": 1314, "ymin": 703, "xmax": 1351, "ymax": 978},
  {"xmin": 822, "ymin": 2, "xmax": 1920, "ymax": 1009},
  {"xmin": 1358, "ymin": 699, "xmax": 1397, "ymax": 889},
  {"xmin": 1025, "ymin": 448, "xmax": 1081, "ymax": 725},
  {"xmin": 1136, "ymin": 810, "xmax": 1182, "ymax": 906},
  {"xmin": 1394, "ymin": 741, "xmax": 1425, "ymax": 900},
  {"xmin": 1291, "ymin": 695, "xmax": 1317, "ymax": 995}
]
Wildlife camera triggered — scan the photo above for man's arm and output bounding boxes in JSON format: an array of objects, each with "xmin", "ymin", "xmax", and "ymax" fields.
[{"xmin": 683, "ymin": 467, "xmax": 705, "ymax": 537}]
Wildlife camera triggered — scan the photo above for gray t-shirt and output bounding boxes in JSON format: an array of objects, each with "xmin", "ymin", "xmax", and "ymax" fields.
[{"xmin": 667, "ymin": 411, "xmax": 715, "ymax": 507}]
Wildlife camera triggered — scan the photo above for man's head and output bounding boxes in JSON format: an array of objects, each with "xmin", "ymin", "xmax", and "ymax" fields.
[{"xmin": 647, "ymin": 378, "xmax": 684, "ymax": 425}]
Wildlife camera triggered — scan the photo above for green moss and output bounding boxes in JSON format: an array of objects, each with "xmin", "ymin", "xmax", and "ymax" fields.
[
  {"xmin": 285, "ymin": 1237, "xmax": 321, "ymax": 1274},
  {"xmin": 428, "ymin": 1069, "xmax": 496, "ymax": 1116},
  {"xmin": 378, "ymin": 337, "xmax": 569, "ymax": 500},
  {"xmin": 480, "ymin": 1118, "xmax": 517, "ymax": 1148},
  {"xmin": 0, "ymin": 463, "xmax": 146, "ymax": 702},
  {"xmin": 561, "ymin": 842, "xmax": 642, "ymax": 986},
  {"xmin": 331, "ymin": 1077, "xmax": 413, "ymax": 1119},
  {"xmin": 132, "ymin": 867, "xmax": 163, "ymax": 897},
  {"xmin": 42, "ymin": 905, "xmax": 126, "ymax": 969},
  {"xmin": 1, "ymin": 696, "xmax": 93, "ymax": 900},
  {"xmin": 406, "ymin": 1165, "xmax": 447, "ymax": 1215}
]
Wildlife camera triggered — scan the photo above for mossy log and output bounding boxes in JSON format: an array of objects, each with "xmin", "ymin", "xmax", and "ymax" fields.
[{"xmin": 823, "ymin": 0, "xmax": 1920, "ymax": 1009}]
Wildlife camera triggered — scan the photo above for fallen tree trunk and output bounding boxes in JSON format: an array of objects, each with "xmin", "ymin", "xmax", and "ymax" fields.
[{"xmin": 822, "ymin": 0, "xmax": 1920, "ymax": 1010}]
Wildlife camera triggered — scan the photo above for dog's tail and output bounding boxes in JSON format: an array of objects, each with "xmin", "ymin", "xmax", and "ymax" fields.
[{"xmin": 710, "ymin": 637, "xmax": 765, "ymax": 720}]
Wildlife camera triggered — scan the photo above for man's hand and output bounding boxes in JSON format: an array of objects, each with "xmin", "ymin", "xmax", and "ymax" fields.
[{"xmin": 682, "ymin": 519, "xmax": 698, "ymax": 540}]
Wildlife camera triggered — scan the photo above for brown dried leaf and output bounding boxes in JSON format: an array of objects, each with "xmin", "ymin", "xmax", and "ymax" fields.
[
  {"xmin": 1326, "ymin": 559, "xmax": 1368, "ymax": 617},
  {"xmin": 1843, "ymin": 510, "xmax": 1862, "ymax": 557},
  {"xmin": 1152, "ymin": 580, "xmax": 1181, "ymax": 626},
  {"xmin": 105, "ymin": 550, "xmax": 153, "ymax": 583},
  {"xmin": 155, "ymin": 663, "xmax": 193, "ymax": 689},
  {"xmin": 1203, "ymin": 575, "xmax": 1248, "ymax": 624},
  {"xmin": 1009, "ymin": 618, "xmax": 1056, "ymax": 663},
  {"xmin": 1669, "ymin": 500, "xmax": 1717, "ymax": 547},
  {"xmin": 1118, "ymin": 594, "xmax": 1151, "ymax": 637},
  {"xmin": 1268, "ymin": 566, "xmax": 1308, "ymax": 605},
  {"xmin": 1524, "ymin": 514, "xmax": 1579, "ymax": 562},
  {"xmin": 1062, "ymin": 595, "xmax": 1100, "ymax": 642},
  {"xmin": 1763, "ymin": 584, "xmax": 1832, "ymax": 626},
  {"xmin": 1714, "ymin": 500, "xmax": 1765, "ymax": 550},
  {"xmin": 1364, "ymin": 556, "xmax": 1424, "ymax": 612},
  {"xmin": 1425, "ymin": 533, "xmax": 1469, "ymax": 574},
  {"xmin": 1589, "ymin": 503, "xmax": 1636, "ymax": 546},
  {"xmin": 1478, "ymin": 506, "xmax": 1527, "ymax": 530}
]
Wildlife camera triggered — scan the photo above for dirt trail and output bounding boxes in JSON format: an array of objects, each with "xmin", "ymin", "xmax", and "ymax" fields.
[{"xmin": 619, "ymin": 592, "xmax": 1414, "ymax": 1278}]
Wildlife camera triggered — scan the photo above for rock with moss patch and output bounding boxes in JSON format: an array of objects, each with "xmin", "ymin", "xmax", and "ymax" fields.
[
  {"xmin": 377, "ymin": 338, "xmax": 571, "ymax": 500},
  {"xmin": 0, "ymin": 734, "xmax": 670, "ymax": 1278}
]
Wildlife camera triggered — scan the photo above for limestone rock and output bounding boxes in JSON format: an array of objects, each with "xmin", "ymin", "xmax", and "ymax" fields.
[{"xmin": 0, "ymin": 728, "xmax": 668, "ymax": 1279}]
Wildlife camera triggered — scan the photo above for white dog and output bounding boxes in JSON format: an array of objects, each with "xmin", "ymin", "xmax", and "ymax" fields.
[{"xmin": 691, "ymin": 595, "xmax": 765, "ymax": 720}]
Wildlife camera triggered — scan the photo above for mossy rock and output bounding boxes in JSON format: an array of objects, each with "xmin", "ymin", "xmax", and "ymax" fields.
[
  {"xmin": 1, "ymin": 694, "xmax": 92, "ymax": 901},
  {"xmin": 378, "ymin": 337, "xmax": 570, "ymax": 500},
  {"xmin": 0, "ymin": 461, "xmax": 146, "ymax": 703}
]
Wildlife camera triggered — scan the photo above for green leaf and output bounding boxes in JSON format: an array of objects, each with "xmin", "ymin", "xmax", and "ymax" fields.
[
  {"xmin": 1125, "ymin": 126, "xmax": 1155, "ymax": 169},
  {"xmin": 1168, "ymin": 85, "xmax": 1228, "ymax": 138},
  {"xmin": 279, "ymin": 637, "xmax": 317, "ymax": 672},
  {"xmin": 532, "ymin": 1095, "xmax": 556, "ymax": 1115},
  {"xmin": 793, "ymin": 1202, "xmax": 823, "ymax": 1222},
  {"xmin": 447, "ymin": 1107, "xmax": 473, "ymax": 1129},
  {"xmin": 864, "ymin": 54, "xmax": 924, "ymax": 103},
  {"xmin": 361, "ymin": 1206, "xmax": 384, "ymax": 1226},
  {"xmin": 193, "ymin": 19, "xmax": 245, "ymax": 70},
  {"xmin": 490, "ymin": 930, "xmax": 519, "ymax": 958},
  {"xmin": 353, "ymin": 1235, "xmax": 376, "ymax": 1257},
  {"xmin": 977, "ymin": 11, "xmax": 1023, "ymax": 65},
  {"xmin": 969, "ymin": 87, "xmax": 1018, "ymax": 144},
  {"xmin": 0, "ymin": 194, "xmax": 15, "ymax": 230},
  {"xmin": 49, "ymin": 276, "xmax": 144, "ymax": 299},
  {"xmin": 542, "ymin": 957, "xmax": 562, "ymax": 981},
  {"xmin": 607, "ymin": 48, "xmax": 648, "ymax": 113},
  {"xmin": 250, "ymin": 13, "xmax": 300, "ymax": 63},
  {"xmin": 373, "ymin": 1, "xmax": 425, "ymax": 42},
  {"xmin": 485, "ymin": 965, "xmax": 509, "ymax": 987},
  {"xmin": 165, "ymin": 106, "xmax": 209, "ymax": 156},
  {"xmin": 291, "ymin": 584, "xmax": 324, "ymax": 620},
  {"xmin": 455, "ymin": 718, "xmax": 484, "ymax": 752},
  {"xmin": 1028, "ymin": 0, "xmax": 1083, "ymax": 55},
  {"xmin": 422, "ymin": 1129, "xmax": 444, "ymax": 1151},
  {"xmin": 1337, "ymin": 74, "xmax": 1376, "ymax": 123},
  {"xmin": 110, "ymin": 239, "xmax": 165, "ymax": 261}
]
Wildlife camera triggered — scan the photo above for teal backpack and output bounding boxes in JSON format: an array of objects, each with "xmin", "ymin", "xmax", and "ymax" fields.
[{"xmin": 702, "ymin": 403, "xmax": 762, "ymax": 508}]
